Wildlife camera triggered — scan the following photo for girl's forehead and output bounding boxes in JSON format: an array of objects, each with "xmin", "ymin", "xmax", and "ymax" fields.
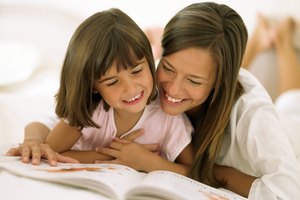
[{"xmin": 101, "ymin": 56, "xmax": 147, "ymax": 76}]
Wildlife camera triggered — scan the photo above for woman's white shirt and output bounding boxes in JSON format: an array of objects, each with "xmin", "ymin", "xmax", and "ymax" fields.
[{"xmin": 217, "ymin": 68, "xmax": 300, "ymax": 199}]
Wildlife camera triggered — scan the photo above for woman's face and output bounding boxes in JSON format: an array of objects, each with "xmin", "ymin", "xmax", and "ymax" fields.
[{"xmin": 156, "ymin": 47, "xmax": 217, "ymax": 115}]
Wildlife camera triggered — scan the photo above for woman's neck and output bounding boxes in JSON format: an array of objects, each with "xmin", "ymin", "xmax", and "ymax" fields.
[
  {"xmin": 114, "ymin": 109, "xmax": 144, "ymax": 137},
  {"xmin": 186, "ymin": 105, "xmax": 202, "ymax": 128}
]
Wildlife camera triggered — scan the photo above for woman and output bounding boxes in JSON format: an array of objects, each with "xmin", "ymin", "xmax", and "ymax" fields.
[
  {"xmin": 97, "ymin": 2, "xmax": 300, "ymax": 199},
  {"xmin": 7, "ymin": 2, "xmax": 300, "ymax": 199}
]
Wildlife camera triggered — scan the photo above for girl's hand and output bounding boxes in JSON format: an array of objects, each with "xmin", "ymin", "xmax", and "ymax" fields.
[
  {"xmin": 6, "ymin": 139, "xmax": 78, "ymax": 166},
  {"xmin": 94, "ymin": 128, "xmax": 159, "ymax": 170},
  {"xmin": 95, "ymin": 140, "xmax": 159, "ymax": 171}
]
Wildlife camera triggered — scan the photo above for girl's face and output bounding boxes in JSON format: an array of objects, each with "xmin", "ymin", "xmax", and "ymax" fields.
[
  {"xmin": 157, "ymin": 47, "xmax": 217, "ymax": 115},
  {"xmin": 94, "ymin": 57, "xmax": 153, "ymax": 115}
]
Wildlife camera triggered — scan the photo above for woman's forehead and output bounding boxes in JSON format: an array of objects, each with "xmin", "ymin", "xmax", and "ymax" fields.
[{"xmin": 162, "ymin": 48, "xmax": 216, "ymax": 77}]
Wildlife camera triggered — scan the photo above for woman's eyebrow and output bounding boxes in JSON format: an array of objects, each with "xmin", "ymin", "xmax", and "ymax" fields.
[
  {"xmin": 161, "ymin": 57, "xmax": 173, "ymax": 67},
  {"xmin": 162, "ymin": 57, "xmax": 207, "ymax": 81}
]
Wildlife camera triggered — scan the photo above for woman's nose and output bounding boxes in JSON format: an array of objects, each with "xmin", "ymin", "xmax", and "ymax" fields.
[{"xmin": 166, "ymin": 78, "xmax": 181, "ymax": 96}]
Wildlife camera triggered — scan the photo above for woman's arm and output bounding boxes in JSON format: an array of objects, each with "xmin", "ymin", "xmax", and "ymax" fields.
[{"xmin": 213, "ymin": 164, "xmax": 256, "ymax": 198}]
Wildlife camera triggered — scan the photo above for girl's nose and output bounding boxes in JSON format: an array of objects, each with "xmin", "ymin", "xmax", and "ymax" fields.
[{"xmin": 123, "ymin": 79, "xmax": 136, "ymax": 93}]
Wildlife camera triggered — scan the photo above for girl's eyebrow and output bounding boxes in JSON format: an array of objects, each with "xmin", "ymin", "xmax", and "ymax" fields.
[
  {"xmin": 99, "ymin": 76, "xmax": 115, "ymax": 83},
  {"xmin": 98, "ymin": 60, "xmax": 146, "ymax": 83}
]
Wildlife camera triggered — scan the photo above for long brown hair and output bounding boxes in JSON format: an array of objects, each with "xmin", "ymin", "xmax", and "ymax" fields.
[
  {"xmin": 55, "ymin": 8, "xmax": 156, "ymax": 128},
  {"xmin": 162, "ymin": 2, "xmax": 248, "ymax": 186}
]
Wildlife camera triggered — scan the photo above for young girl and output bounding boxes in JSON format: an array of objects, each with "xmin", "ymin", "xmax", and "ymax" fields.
[{"xmin": 41, "ymin": 8, "xmax": 193, "ymax": 175}]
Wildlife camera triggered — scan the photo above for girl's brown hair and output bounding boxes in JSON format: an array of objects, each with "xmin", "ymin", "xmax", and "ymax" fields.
[
  {"xmin": 55, "ymin": 8, "xmax": 156, "ymax": 128},
  {"xmin": 162, "ymin": 2, "xmax": 248, "ymax": 186}
]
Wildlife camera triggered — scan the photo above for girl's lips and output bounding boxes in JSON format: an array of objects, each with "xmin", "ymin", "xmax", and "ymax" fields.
[{"xmin": 123, "ymin": 90, "xmax": 144, "ymax": 105}]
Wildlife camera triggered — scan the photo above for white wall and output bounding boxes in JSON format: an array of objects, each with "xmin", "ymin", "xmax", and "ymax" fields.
[
  {"xmin": 2, "ymin": 0, "xmax": 300, "ymax": 33},
  {"xmin": 0, "ymin": 0, "xmax": 300, "ymax": 143}
]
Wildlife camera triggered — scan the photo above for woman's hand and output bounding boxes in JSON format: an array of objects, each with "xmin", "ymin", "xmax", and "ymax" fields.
[{"xmin": 6, "ymin": 138, "xmax": 78, "ymax": 166}]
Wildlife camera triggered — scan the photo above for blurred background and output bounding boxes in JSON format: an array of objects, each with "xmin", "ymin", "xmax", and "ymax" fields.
[{"xmin": 0, "ymin": 0, "xmax": 300, "ymax": 143}]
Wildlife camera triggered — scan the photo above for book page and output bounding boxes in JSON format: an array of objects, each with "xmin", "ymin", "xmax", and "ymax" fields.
[
  {"xmin": 0, "ymin": 158, "xmax": 145, "ymax": 200},
  {"xmin": 125, "ymin": 170, "xmax": 247, "ymax": 200}
]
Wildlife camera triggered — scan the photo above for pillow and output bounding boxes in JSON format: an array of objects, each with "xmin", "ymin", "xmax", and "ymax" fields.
[{"xmin": 0, "ymin": 42, "xmax": 40, "ymax": 87}]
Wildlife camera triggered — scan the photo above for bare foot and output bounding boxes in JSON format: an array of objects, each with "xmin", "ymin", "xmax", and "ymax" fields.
[
  {"xmin": 249, "ymin": 14, "xmax": 273, "ymax": 54},
  {"xmin": 271, "ymin": 17, "xmax": 296, "ymax": 51},
  {"xmin": 241, "ymin": 14, "xmax": 273, "ymax": 68}
]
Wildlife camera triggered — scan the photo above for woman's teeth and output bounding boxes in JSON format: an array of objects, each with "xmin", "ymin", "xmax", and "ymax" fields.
[{"xmin": 166, "ymin": 93, "xmax": 183, "ymax": 103}]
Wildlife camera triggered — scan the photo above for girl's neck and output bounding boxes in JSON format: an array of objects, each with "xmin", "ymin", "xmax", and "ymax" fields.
[{"xmin": 114, "ymin": 109, "xmax": 144, "ymax": 137}]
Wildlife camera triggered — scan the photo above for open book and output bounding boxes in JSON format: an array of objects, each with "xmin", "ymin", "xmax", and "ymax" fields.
[{"xmin": 0, "ymin": 159, "xmax": 247, "ymax": 200}]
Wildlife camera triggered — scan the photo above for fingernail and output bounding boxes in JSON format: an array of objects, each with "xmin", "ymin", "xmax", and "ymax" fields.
[
  {"xmin": 50, "ymin": 160, "xmax": 57, "ymax": 166},
  {"xmin": 32, "ymin": 158, "xmax": 39, "ymax": 164}
]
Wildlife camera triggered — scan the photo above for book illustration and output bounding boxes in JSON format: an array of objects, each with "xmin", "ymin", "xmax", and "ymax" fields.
[{"xmin": 0, "ymin": 159, "xmax": 247, "ymax": 200}]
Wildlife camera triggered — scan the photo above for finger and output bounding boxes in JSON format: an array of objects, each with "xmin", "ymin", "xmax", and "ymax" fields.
[
  {"xmin": 112, "ymin": 137, "xmax": 131, "ymax": 144},
  {"xmin": 5, "ymin": 148, "xmax": 20, "ymax": 156},
  {"xmin": 122, "ymin": 129, "xmax": 144, "ymax": 141},
  {"xmin": 30, "ymin": 145, "xmax": 42, "ymax": 165},
  {"xmin": 99, "ymin": 147, "xmax": 121, "ymax": 158},
  {"xmin": 142, "ymin": 143, "xmax": 159, "ymax": 152},
  {"xmin": 20, "ymin": 145, "xmax": 32, "ymax": 163},
  {"xmin": 56, "ymin": 153, "xmax": 79, "ymax": 164},
  {"xmin": 109, "ymin": 141, "xmax": 125, "ymax": 150},
  {"xmin": 41, "ymin": 144, "xmax": 58, "ymax": 166}
]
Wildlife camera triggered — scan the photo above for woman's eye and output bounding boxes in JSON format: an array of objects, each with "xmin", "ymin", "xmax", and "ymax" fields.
[{"xmin": 188, "ymin": 79, "xmax": 201, "ymax": 85}]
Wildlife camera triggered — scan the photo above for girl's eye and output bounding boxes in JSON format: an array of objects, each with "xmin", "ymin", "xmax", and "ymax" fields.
[
  {"xmin": 106, "ymin": 80, "xmax": 118, "ymax": 86},
  {"xmin": 132, "ymin": 67, "xmax": 143, "ymax": 74}
]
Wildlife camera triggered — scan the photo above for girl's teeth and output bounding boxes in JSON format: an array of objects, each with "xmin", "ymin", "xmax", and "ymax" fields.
[
  {"xmin": 127, "ymin": 92, "xmax": 142, "ymax": 102},
  {"xmin": 166, "ymin": 93, "xmax": 183, "ymax": 103}
]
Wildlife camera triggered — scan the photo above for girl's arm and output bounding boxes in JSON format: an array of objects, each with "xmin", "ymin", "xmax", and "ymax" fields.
[
  {"xmin": 6, "ymin": 122, "xmax": 78, "ymax": 165},
  {"xmin": 45, "ymin": 120, "xmax": 114, "ymax": 163},
  {"xmin": 60, "ymin": 150, "xmax": 113, "ymax": 164},
  {"xmin": 45, "ymin": 120, "xmax": 81, "ymax": 152}
]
